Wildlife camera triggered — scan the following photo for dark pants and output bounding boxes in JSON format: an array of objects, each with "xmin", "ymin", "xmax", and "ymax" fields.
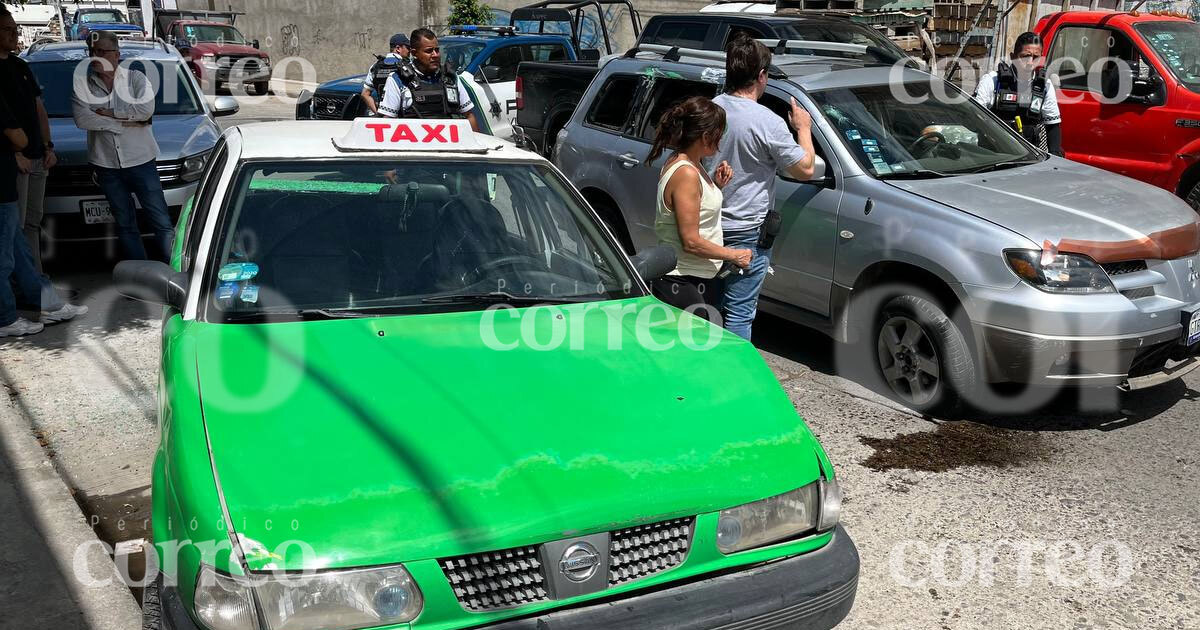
[
  {"xmin": 94, "ymin": 159, "xmax": 174, "ymax": 262},
  {"xmin": 653, "ymin": 274, "xmax": 722, "ymax": 322},
  {"xmin": 1, "ymin": 201, "xmax": 63, "ymax": 326}
]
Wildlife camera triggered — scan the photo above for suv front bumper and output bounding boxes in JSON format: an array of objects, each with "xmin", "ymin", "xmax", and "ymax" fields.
[{"xmin": 160, "ymin": 526, "xmax": 859, "ymax": 630}]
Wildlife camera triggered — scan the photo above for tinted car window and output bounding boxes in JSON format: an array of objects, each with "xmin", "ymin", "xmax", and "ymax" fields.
[
  {"xmin": 442, "ymin": 41, "xmax": 487, "ymax": 71},
  {"xmin": 482, "ymin": 45, "xmax": 522, "ymax": 82},
  {"xmin": 31, "ymin": 59, "xmax": 204, "ymax": 117},
  {"xmin": 636, "ymin": 79, "xmax": 719, "ymax": 142},
  {"xmin": 586, "ymin": 75, "xmax": 640, "ymax": 131},
  {"xmin": 526, "ymin": 44, "xmax": 568, "ymax": 62},
  {"xmin": 644, "ymin": 21, "xmax": 710, "ymax": 48},
  {"xmin": 773, "ymin": 22, "xmax": 906, "ymax": 64}
]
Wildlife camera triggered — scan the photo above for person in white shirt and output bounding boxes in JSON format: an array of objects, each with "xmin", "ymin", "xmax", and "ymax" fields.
[
  {"xmin": 361, "ymin": 33, "xmax": 410, "ymax": 116},
  {"xmin": 72, "ymin": 31, "xmax": 173, "ymax": 262},
  {"xmin": 377, "ymin": 29, "xmax": 480, "ymax": 132}
]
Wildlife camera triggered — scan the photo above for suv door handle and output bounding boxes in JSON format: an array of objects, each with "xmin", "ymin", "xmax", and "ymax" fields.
[{"xmin": 618, "ymin": 153, "xmax": 640, "ymax": 169}]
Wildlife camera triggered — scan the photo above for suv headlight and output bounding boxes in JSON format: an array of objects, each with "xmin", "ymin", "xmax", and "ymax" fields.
[
  {"xmin": 194, "ymin": 563, "xmax": 424, "ymax": 630},
  {"xmin": 181, "ymin": 152, "xmax": 209, "ymax": 182},
  {"xmin": 1005, "ymin": 248, "xmax": 1115, "ymax": 294}
]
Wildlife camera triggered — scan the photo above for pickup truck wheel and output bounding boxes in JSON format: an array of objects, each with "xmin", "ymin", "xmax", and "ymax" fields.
[
  {"xmin": 141, "ymin": 577, "xmax": 163, "ymax": 630},
  {"xmin": 1187, "ymin": 181, "xmax": 1200, "ymax": 213},
  {"xmin": 869, "ymin": 294, "xmax": 975, "ymax": 415},
  {"xmin": 544, "ymin": 116, "xmax": 568, "ymax": 159},
  {"xmin": 254, "ymin": 81, "xmax": 270, "ymax": 96}
]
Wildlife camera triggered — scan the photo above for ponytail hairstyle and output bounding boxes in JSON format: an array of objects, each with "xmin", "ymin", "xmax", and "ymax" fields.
[{"xmin": 646, "ymin": 96, "xmax": 727, "ymax": 166}]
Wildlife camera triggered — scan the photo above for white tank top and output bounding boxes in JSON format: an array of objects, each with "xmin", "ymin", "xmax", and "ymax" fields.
[{"xmin": 654, "ymin": 157, "xmax": 724, "ymax": 279}]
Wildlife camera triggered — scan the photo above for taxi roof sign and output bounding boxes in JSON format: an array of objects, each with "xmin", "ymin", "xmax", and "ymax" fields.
[{"xmin": 333, "ymin": 118, "xmax": 491, "ymax": 153}]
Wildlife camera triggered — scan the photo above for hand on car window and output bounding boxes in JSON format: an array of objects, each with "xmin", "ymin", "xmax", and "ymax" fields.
[{"xmin": 789, "ymin": 97, "xmax": 812, "ymax": 132}]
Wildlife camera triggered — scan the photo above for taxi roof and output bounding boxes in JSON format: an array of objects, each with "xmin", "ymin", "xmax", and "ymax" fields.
[{"xmin": 232, "ymin": 121, "xmax": 544, "ymax": 162}]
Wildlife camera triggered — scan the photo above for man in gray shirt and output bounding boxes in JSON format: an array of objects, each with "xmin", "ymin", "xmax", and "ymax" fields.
[{"xmin": 711, "ymin": 34, "xmax": 815, "ymax": 340}]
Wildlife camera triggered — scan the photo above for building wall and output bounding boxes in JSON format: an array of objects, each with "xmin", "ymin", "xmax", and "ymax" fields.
[{"xmin": 174, "ymin": 0, "xmax": 719, "ymax": 83}]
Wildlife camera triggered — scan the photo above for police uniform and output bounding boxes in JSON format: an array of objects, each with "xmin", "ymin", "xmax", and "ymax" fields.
[
  {"xmin": 365, "ymin": 52, "xmax": 407, "ymax": 101},
  {"xmin": 378, "ymin": 68, "xmax": 475, "ymax": 119},
  {"xmin": 974, "ymin": 65, "xmax": 1062, "ymax": 156}
]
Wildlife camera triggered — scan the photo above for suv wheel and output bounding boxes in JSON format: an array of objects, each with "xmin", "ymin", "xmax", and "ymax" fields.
[{"xmin": 869, "ymin": 293, "xmax": 975, "ymax": 414}]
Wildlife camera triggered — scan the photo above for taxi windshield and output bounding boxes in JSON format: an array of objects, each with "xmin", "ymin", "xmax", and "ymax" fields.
[
  {"xmin": 205, "ymin": 160, "xmax": 639, "ymax": 320},
  {"xmin": 810, "ymin": 82, "xmax": 1040, "ymax": 178}
]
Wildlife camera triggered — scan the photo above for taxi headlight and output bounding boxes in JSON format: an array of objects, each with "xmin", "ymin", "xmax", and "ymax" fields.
[
  {"xmin": 193, "ymin": 564, "xmax": 424, "ymax": 630},
  {"xmin": 1004, "ymin": 249, "xmax": 1115, "ymax": 294},
  {"xmin": 716, "ymin": 483, "xmax": 819, "ymax": 554}
]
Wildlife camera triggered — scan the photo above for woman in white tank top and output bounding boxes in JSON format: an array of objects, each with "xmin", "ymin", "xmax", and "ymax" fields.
[{"xmin": 648, "ymin": 96, "xmax": 753, "ymax": 321}]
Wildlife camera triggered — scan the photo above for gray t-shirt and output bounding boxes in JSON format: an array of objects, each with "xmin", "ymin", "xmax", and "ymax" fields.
[{"xmin": 710, "ymin": 93, "xmax": 807, "ymax": 233}]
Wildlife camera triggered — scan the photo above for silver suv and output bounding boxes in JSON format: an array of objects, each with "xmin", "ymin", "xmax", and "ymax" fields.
[{"xmin": 555, "ymin": 46, "xmax": 1200, "ymax": 413}]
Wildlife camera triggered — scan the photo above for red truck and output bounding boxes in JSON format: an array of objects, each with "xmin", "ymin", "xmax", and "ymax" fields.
[
  {"xmin": 1037, "ymin": 11, "xmax": 1200, "ymax": 210},
  {"xmin": 155, "ymin": 9, "xmax": 271, "ymax": 94}
]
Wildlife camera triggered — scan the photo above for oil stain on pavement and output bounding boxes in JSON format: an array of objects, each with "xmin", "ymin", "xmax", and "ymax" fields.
[{"xmin": 858, "ymin": 421, "xmax": 1048, "ymax": 473}]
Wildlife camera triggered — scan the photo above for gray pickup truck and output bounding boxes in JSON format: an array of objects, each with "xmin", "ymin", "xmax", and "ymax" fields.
[{"xmin": 555, "ymin": 44, "xmax": 1200, "ymax": 413}]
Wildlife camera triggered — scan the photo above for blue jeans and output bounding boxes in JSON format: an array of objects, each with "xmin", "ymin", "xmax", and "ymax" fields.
[
  {"xmin": 1, "ymin": 201, "xmax": 63, "ymax": 327},
  {"xmin": 721, "ymin": 227, "xmax": 773, "ymax": 341},
  {"xmin": 94, "ymin": 160, "xmax": 174, "ymax": 262}
]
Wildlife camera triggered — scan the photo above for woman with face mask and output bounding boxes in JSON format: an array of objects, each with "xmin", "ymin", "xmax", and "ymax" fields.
[{"xmin": 974, "ymin": 32, "xmax": 1063, "ymax": 156}]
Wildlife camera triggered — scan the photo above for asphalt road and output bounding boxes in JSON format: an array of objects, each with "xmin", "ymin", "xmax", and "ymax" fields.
[{"xmin": 0, "ymin": 96, "xmax": 1197, "ymax": 629}]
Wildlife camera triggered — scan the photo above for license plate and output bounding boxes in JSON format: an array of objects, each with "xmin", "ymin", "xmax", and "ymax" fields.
[
  {"xmin": 82, "ymin": 199, "xmax": 115, "ymax": 225},
  {"xmin": 1188, "ymin": 310, "xmax": 1200, "ymax": 346}
]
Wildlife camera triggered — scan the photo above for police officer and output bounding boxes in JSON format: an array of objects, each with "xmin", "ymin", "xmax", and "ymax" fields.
[
  {"xmin": 361, "ymin": 33, "xmax": 410, "ymax": 116},
  {"xmin": 378, "ymin": 28, "xmax": 481, "ymax": 132},
  {"xmin": 974, "ymin": 32, "xmax": 1063, "ymax": 156}
]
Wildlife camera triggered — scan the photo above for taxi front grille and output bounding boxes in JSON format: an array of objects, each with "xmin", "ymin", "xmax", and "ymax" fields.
[
  {"xmin": 608, "ymin": 517, "xmax": 694, "ymax": 586},
  {"xmin": 441, "ymin": 545, "xmax": 548, "ymax": 612}
]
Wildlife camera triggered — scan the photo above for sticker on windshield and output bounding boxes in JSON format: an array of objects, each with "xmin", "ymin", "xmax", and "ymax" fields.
[
  {"xmin": 845, "ymin": 129, "xmax": 862, "ymax": 141},
  {"xmin": 218, "ymin": 262, "xmax": 260, "ymax": 282},
  {"xmin": 861, "ymin": 138, "xmax": 878, "ymax": 147},
  {"xmin": 863, "ymin": 145, "xmax": 881, "ymax": 154},
  {"xmin": 873, "ymin": 162, "xmax": 892, "ymax": 175},
  {"xmin": 240, "ymin": 284, "xmax": 260, "ymax": 304},
  {"xmin": 217, "ymin": 282, "xmax": 239, "ymax": 300}
]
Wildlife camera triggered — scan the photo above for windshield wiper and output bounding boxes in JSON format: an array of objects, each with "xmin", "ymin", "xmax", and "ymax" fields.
[
  {"xmin": 962, "ymin": 158, "xmax": 1045, "ymax": 174},
  {"xmin": 877, "ymin": 168, "xmax": 955, "ymax": 180},
  {"xmin": 421, "ymin": 291, "xmax": 600, "ymax": 305}
]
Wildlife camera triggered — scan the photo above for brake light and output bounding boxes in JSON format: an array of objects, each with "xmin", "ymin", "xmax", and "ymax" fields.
[{"xmin": 515, "ymin": 76, "xmax": 524, "ymax": 110}]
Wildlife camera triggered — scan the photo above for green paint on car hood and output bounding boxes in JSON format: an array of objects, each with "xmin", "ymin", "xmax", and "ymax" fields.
[{"xmin": 192, "ymin": 297, "xmax": 822, "ymax": 571}]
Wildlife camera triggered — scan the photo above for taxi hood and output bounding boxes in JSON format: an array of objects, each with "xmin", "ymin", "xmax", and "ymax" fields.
[
  {"xmin": 192, "ymin": 298, "xmax": 823, "ymax": 570},
  {"xmin": 890, "ymin": 158, "xmax": 1200, "ymax": 258}
]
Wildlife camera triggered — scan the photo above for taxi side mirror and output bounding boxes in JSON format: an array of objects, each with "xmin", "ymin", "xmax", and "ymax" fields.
[
  {"xmin": 114, "ymin": 261, "xmax": 188, "ymax": 310},
  {"xmin": 630, "ymin": 245, "xmax": 677, "ymax": 281}
]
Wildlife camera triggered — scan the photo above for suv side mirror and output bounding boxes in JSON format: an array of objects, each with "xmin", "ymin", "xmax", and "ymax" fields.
[
  {"xmin": 480, "ymin": 65, "xmax": 503, "ymax": 82},
  {"xmin": 629, "ymin": 245, "xmax": 677, "ymax": 281},
  {"xmin": 780, "ymin": 155, "xmax": 831, "ymax": 185},
  {"xmin": 113, "ymin": 261, "xmax": 188, "ymax": 310},
  {"xmin": 211, "ymin": 95, "xmax": 239, "ymax": 117}
]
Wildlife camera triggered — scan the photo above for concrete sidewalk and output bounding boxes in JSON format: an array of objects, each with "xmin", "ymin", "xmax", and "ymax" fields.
[{"xmin": 0, "ymin": 393, "xmax": 142, "ymax": 630}]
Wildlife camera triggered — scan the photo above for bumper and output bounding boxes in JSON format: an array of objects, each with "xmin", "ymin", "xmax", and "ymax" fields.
[
  {"xmin": 980, "ymin": 321, "xmax": 1200, "ymax": 388},
  {"xmin": 483, "ymin": 526, "xmax": 859, "ymax": 630},
  {"xmin": 159, "ymin": 527, "xmax": 859, "ymax": 630},
  {"xmin": 42, "ymin": 184, "xmax": 195, "ymax": 243}
]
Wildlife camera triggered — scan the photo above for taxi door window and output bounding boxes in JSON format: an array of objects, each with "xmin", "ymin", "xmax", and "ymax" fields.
[
  {"xmin": 482, "ymin": 45, "xmax": 522, "ymax": 82},
  {"xmin": 586, "ymin": 75, "xmax": 640, "ymax": 132},
  {"xmin": 635, "ymin": 78, "xmax": 720, "ymax": 142}
]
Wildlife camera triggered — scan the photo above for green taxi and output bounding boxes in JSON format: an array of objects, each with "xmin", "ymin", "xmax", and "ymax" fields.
[{"xmin": 119, "ymin": 119, "xmax": 859, "ymax": 630}]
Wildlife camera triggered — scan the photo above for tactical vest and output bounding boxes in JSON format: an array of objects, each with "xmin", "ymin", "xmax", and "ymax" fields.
[
  {"xmin": 400, "ymin": 68, "xmax": 464, "ymax": 119},
  {"xmin": 991, "ymin": 62, "xmax": 1048, "ymax": 145},
  {"xmin": 370, "ymin": 55, "xmax": 405, "ymax": 98}
]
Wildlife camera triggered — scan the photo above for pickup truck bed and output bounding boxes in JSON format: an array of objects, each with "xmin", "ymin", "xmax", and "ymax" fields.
[{"xmin": 515, "ymin": 60, "xmax": 599, "ymax": 157}]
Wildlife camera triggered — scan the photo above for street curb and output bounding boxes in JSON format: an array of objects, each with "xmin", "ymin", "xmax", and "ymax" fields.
[{"xmin": 0, "ymin": 408, "xmax": 143, "ymax": 629}]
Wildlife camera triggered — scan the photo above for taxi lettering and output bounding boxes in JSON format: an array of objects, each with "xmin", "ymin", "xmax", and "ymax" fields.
[{"xmin": 364, "ymin": 122, "xmax": 460, "ymax": 144}]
